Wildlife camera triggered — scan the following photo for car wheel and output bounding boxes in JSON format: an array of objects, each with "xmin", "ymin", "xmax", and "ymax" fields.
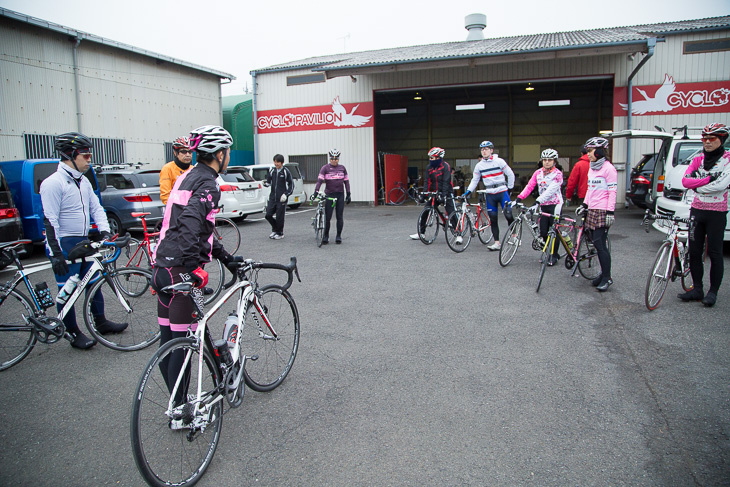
[
  {"xmin": 289, "ymin": 204, "xmax": 301, "ymax": 209},
  {"xmin": 108, "ymin": 213, "xmax": 123, "ymax": 235}
]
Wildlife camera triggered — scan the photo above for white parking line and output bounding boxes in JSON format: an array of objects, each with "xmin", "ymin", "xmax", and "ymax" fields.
[{"xmin": 246, "ymin": 208, "xmax": 316, "ymax": 222}]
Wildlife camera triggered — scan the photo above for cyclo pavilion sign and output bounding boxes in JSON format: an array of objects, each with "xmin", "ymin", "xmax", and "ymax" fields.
[{"xmin": 256, "ymin": 97, "xmax": 374, "ymax": 133}]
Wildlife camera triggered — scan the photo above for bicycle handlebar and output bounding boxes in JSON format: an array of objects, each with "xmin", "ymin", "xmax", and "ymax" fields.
[
  {"xmin": 222, "ymin": 256, "xmax": 301, "ymax": 291},
  {"xmin": 642, "ymin": 209, "xmax": 691, "ymax": 233}
]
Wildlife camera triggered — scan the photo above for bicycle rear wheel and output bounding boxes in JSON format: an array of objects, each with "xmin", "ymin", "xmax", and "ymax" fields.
[
  {"xmin": 203, "ymin": 258, "xmax": 225, "ymax": 306},
  {"xmin": 388, "ymin": 187, "xmax": 406, "ymax": 205},
  {"xmin": 645, "ymin": 242, "xmax": 673, "ymax": 311},
  {"xmin": 242, "ymin": 285, "xmax": 300, "ymax": 392},
  {"xmin": 418, "ymin": 207, "xmax": 439, "ymax": 244},
  {"xmin": 214, "ymin": 217, "xmax": 241, "ymax": 254},
  {"xmin": 445, "ymin": 210, "xmax": 472, "ymax": 253},
  {"xmin": 0, "ymin": 288, "xmax": 37, "ymax": 371},
  {"xmin": 536, "ymin": 235, "xmax": 552, "ymax": 293},
  {"xmin": 680, "ymin": 249, "xmax": 693, "ymax": 292},
  {"xmin": 577, "ymin": 233, "xmax": 602, "ymax": 280},
  {"xmin": 499, "ymin": 219, "xmax": 522, "ymax": 267},
  {"xmin": 83, "ymin": 268, "xmax": 160, "ymax": 351},
  {"xmin": 131, "ymin": 337, "xmax": 223, "ymax": 487},
  {"xmin": 476, "ymin": 209, "xmax": 493, "ymax": 245}
]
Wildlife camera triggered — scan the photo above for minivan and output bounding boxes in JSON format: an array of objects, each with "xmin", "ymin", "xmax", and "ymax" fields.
[{"xmin": 247, "ymin": 163, "xmax": 306, "ymax": 209}]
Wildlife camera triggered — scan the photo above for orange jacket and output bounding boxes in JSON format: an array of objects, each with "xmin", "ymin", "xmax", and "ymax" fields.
[{"xmin": 159, "ymin": 160, "xmax": 191, "ymax": 205}]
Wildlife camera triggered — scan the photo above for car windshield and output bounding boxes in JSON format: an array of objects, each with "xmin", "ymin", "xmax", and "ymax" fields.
[
  {"xmin": 223, "ymin": 169, "xmax": 255, "ymax": 182},
  {"xmin": 636, "ymin": 154, "xmax": 656, "ymax": 172},
  {"xmin": 250, "ymin": 168, "xmax": 267, "ymax": 181},
  {"xmin": 286, "ymin": 164, "xmax": 301, "ymax": 179},
  {"xmin": 673, "ymin": 142, "xmax": 703, "ymax": 166}
]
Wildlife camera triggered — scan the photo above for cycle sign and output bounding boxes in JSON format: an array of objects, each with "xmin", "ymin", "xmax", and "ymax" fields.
[
  {"xmin": 256, "ymin": 97, "xmax": 374, "ymax": 133},
  {"xmin": 614, "ymin": 74, "xmax": 730, "ymax": 116}
]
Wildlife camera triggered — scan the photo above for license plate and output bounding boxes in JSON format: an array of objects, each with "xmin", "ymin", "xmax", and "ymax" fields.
[
  {"xmin": 294, "ymin": 196, "xmax": 300, "ymax": 203},
  {"xmin": 245, "ymin": 191, "xmax": 255, "ymax": 199}
]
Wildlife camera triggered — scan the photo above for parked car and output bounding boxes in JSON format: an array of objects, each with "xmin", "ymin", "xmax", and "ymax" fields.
[
  {"xmin": 247, "ymin": 162, "xmax": 306, "ymax": 209},
  {"xmin": 0, "ymin": 166, "xmax": 26, "ymax": 268},
  {"xmin": 216, "ymin": 166, "xmax": 265, "ymax": 220},
  {"xmin": 625, "ymin": 153, "xmax": 658, "ymax": 209},
  {"xmin": 96, "ymin": 165, "xmax": 165, "ymax": 234},
  {"xmin": 0, "ymin": 159, "xmax": 102, "ymax": 246}
]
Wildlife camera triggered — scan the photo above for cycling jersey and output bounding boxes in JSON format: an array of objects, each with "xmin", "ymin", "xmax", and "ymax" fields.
[
  {"xmin": 154, "ymin": 163, "xmax": 230, "ymax": 270},
  {"xmin": 314, "ymin": 163, "xmax": 350, "ymax": 194},
  {"xmin": 682, "ymin": 150, "xmax": 730, "ymax": 212},
  {"xmin": 466, "ymin": 155, "xmax": 514, "ymax": 194},
  {"xmin": 583, "ymin": 159, "xmax": 617, "ymax": 211},
  {"xmin": 518, "ymin": 167, "xmax": 564, "ymax": 206},
  {"xmin": 159, "ymin": 159, "xmax": 191, "ymax": 206},
  {"xmin": 425, "ymin": 159, "xmax": 453, "ymax": 195}
]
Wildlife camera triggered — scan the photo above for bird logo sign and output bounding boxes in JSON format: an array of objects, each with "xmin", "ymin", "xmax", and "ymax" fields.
[
  {"xmin": 616, "ymin": 74, "xmax": 730, "ymax": 116},
  {"xmin": 332, "ymin": 96, "xmax": 372, "ymax": 127}
]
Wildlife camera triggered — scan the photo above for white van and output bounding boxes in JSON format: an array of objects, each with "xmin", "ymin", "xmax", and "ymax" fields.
[{"xmin": 247, "ymin": 162, "xmax": 306, "ymax": 209}]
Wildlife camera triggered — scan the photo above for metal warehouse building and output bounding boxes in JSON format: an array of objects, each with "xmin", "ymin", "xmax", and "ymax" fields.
[
  {"xmin": 250, "ymin": 15, "xmax": 730, "ymax": 204},
  {"xmin": 0, "ymin": 8, "xmax": 233, "ymax": 166}
]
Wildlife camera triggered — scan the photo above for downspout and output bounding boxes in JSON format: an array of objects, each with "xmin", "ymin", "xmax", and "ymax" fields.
[
  {"xmin": 252, "ymin": 72, "xmax": 259, "ymax": 165},
  {"xmin": 625, "ymin": 37, "xmax": 657, "ymax": 206},
  {"xmin": 72, "ymin": 36, "xmax": 83, "ymax": 132}
]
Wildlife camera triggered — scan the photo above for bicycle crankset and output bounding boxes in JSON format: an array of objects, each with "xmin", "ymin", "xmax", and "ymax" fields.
[
  {"xmin": 532, "ymin": 238, "xmax": 544, "ymax": 251},
  {"xmin": 30, "ymin": 316, "xmax": 65, "ymax": 344},
  {"xmin": 224, "ymin": 361, "xmax": 245, "ymax": 408},
  {"xmin": 564, "ymin": 255, "xmax": 575, "ymax": 269}
]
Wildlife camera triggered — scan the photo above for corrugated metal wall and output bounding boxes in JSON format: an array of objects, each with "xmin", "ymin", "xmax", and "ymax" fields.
[{"xmin": 0, "ymin": 17, "xmax": 223, "ymax": 168}]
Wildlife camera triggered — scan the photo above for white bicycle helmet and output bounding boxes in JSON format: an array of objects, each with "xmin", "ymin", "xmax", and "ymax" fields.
[
  {"xmin": 189, "ymin": 125, "xmax": 232, "ymax": 154},
  {"xmin": 328, "ymin": 148, "xmax": 341, "ymax": 158},
  {"xmin": 702, "ymin": 122, "xmax": 729, "ymax": 138},
  {"xmin": 479, "ymin": 141, "xmax": 494, "ymax": 149},
  {"xmin": 540, "ymin": 148, "xmax": 559, "ymax": 160},
  {"xmin": 584, "ymin": 137, "xmax": 609, "ymax": 149},
  {"xmin": 428, "ymin": 147, "xmax": 445, "ymax": 158}
]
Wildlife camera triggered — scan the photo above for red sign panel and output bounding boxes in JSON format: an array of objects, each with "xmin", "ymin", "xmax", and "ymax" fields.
[
  {"xmin": 614, "ymin": 74, "xmax": 730, "ymax": 117},
  {"xmin": 256, "ymin": 97, "xmax": 374, "ymax": 134}
]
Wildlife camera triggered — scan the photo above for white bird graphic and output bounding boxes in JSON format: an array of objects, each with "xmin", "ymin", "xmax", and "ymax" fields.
[
  {"xmin": 619, "ymin": 74, "xmax": 676, "ymax": 115},
  {"xmin": 332, "ymin": 96, "xmax": 372, "ymax": 127}
]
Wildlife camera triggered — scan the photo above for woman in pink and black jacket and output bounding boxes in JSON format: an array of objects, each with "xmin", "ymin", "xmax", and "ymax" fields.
[
  {"xmin": 678, "ymin": 123, "xmax": 730, "ymax": 307},
  {"xmin": 514, "ymin": 148, "xmax": 564, "ymax": 266},
  {"xmin": 578, "ymin": 137, "xmax": 617, "ymax": 292}
]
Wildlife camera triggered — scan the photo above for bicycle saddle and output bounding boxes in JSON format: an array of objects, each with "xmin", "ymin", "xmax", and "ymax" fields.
[{"xmin": 67, "ymin": 240, "xmax": 96, "ymax": 260}]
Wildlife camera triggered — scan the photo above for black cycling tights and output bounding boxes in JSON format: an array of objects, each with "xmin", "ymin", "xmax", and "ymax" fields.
[
  {"xmin": 591, "ymin": 226, "xmax": 611, "ymax": 279},
  {"xmin": 689, "ymin": 208, "xmax": 727, "ymax": 294}
]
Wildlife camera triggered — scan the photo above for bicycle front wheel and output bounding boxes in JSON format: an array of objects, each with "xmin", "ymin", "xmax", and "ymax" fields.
[
  {"xmin": 476, "ymin": 209, "xmax": 493, "ymax": 245},
  {"xmin": 84, "ymin": 268, "xmax": 160, "ymax": 351},
  {"xmin": 446, "ymin": 210, "xmax": 472, "ymax": 253},
  {"xmin": 117, "ymin": 237, "xmax": 151, "ymax": 269},
  {"xmin": 242, "ymin": 285, "xmax": 300, "ymax": 392},
  {"xmin": 536, "ymin": 235, "xmax": 552, "ymax": 293},
  {"xmin": 388, "ymin": 187, "xmax": 406, "ymax": 205},
  {"xmin": 577, "ymin": 233, "xmax": 602, "ymax": 280},
  {"xmin": 214, "ymin": 217, "xmax": 241, "ymax": 254},
  {"xmin": 0, "ymin": 288, "xmax": 37, "ymax": 371},
  {"xmin": 499, "ymin": 219, "xmax": 522, "ymax": 267},
  {"xmin": 315, "ymin": 209, "xmax": 325, "ymax": 247},
  {"xmin": 645, "ymin": 241, "xmax": 673, "ymax": 311},
  {"xmin": 418, "ymin": 207, "xmax": 439, "ymax": 244},
  {"xmin": 131, "ymin": 337, "xmax": 223, "ymax": 487},
  {"xmin": 680, "ymin": 249, "xmax": 693, "ymax": 292}
]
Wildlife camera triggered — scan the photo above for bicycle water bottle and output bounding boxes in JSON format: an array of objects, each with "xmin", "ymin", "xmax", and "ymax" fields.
[
  {"xmin": 223, "ymin": 312, "xmax": 238, "ymax": 347},
  {"xmin": 561, "ymin": 230, "xmax": 573, "ymax": 250},
  {"xmin": 56, "ymin": 274, "xmax": 80, "ymax": 305}
]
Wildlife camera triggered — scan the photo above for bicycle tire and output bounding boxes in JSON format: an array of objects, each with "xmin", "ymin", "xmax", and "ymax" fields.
[
  {"xmin": 577, "ymin": 233, "xmax": 602, "ymax": 281},
  {"xmin": 418, "ymin": 206, "xmax": 439, "ymax": 244},
  {"xmin": 0, "ymin": 287, "xmax": 37, "ymax": 371},
  {"xmin": 214, "ymin": 217, "xmax": 241, "ymax": 254},
  {"xmin": 203, "ymin": 258, "xmax": 225, "ymax": 306},
  {"xmin": 83, "ymin": 268, "xmax": 160, "ymax": 351},
  {"xmin": 536, "ymin": 234, "xmax": 552, "ymax": 293},
  {"xmin": 388, "ymin": 187, "xmax": 406, "ymax": 206},
  {"xmin": 476, "ymin": 209, "xmax": 493, "ymax": 245},
  {"xmin": 242, "ymin": 285, "xmax": 300, "ymax": 392},
  {"xmin": 680, "ymin": 248, "xmax": 693, "ymax": 292},
  {"xmin": 499, "ymin": 219, "xmax": 522, "ymax": 267},
  {"xmin": 130, "ymin": 337, "xmax": 223, "ymax": 487},
  {"xmin": 315, "ymin": 209, "xmax": 325, "ymax": 247},
  {"xmin": 117, "ymin": 237, "xmax": 151, "ymax": 269},
  {"xmin": 445, "ymin": 210, "xmax": 472, "ymax": 253},
  {"xmin": 645, "ymin": 241, "xmax": 673, "ymax": 311}
]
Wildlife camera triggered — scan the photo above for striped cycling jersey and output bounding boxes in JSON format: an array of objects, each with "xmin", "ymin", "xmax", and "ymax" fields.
[{"xmin": 466, "ymin": 155, "xmax": 515, "ymax": 194}]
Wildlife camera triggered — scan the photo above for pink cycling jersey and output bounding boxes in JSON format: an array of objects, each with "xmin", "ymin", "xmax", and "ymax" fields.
[
  {"xmin": 681, "ymin": 151, "xmax": 730, "ymax": 212},
  {"xmin": 517, "ymin": 167, "xmax": 563, "ymax": 206},
  {"xmin": 583, "ymin": 159, "xmax": 617, "ymax": 211}
]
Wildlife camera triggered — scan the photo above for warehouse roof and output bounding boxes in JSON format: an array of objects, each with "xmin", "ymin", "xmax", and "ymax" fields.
[
  {"xmin": 1, "ymin": 7, "xmax": 235, "ymax": 81},
  {"xmin": 252, "ymin": 16, "xmax": 730, "ymax": 78}
]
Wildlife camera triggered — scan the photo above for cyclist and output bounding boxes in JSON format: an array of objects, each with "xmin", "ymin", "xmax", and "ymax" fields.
[
  {"xmin": 159, "ymin": 136, "xmax": 193, "ymax": 206},
  {"xmin": 577, "ymin": 137, "xmax": 617, "ymax": 292},
  {"xmin": 514, "ymin": 149, "xmax": 564, "ymax": 266},
  {"xmin": 410, "ymin": 147, "xmax": 458, "ymax": 241},
  {"xmin": 678, "ymin": 122, "xmax": 730, "ymax": 307},
  {"xmin": 151, "ymin": 125, "xmax": 243, "ymax": 407},
  {"xmin": 40, "ymin": 132, "xmax": 127, "ymax": 349},
  {"xmin": 462, "ymin": 141, "xmax": 515, "ymax": 250},
  {"xmin": 566, "ymin": 146, "xmax": 590, "ymax": 205},
  {"xmin": 311, "ymin": 149, "xmax": 351, "ymax": 244},
  {"xmin": 264, "ymin": 154, "xmax": 293, "ymax": 240}
]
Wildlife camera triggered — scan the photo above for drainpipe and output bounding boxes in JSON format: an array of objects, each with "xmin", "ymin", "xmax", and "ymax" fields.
[
  {"xmin": 625, "ymin": 37, "xmax": 657, "ymax": 207},
  {"xmin": 72, "ymin": 36, "xmax": 83, "ymax": 132},
  {"xmin": 252, "ymin": 72, "xmax": 259, "ymax": 164}
]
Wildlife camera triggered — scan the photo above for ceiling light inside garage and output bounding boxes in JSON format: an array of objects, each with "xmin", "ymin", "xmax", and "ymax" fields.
[
  {"xmin": 381, "ymin": 108, "xmax": 407, "ymax": 115},
  {"xmin": 455, "ymin": 103, "xmax": 485, "ymax": 111},
  {"xmin": 538, "ymin": 99, "xmax": 570, "ymax": 107},
  {"xmin": 525, "ymin": 83, "xmax": 534, "ymax": 91},
  {"xmin": 413, "ymin": 92, "xmax": 422, "ymax": 100}
]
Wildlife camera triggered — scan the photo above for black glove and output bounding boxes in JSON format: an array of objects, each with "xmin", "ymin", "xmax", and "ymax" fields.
[
  {"xmin": 310, "ymin": 191, "xmax": 319, "ymax": 201},
  {"xmin": 100, "ymin": 231, "xmax": 113, "ymax": 240},
  {"xmin": 346, "ymin": 192, "xmax": 351, "ymax": 204},
  {"xmin": 50, "ymin": 255, "xmax": 69, "ymax": 276},
  {"xmin": 689, "ymin": 170, "xmax": 701, "ymax": 179},
  {"xmin": 708, "ymin": 172, "xmax": 720, "ymax": 183},
  {"xmin": 222, "ymin": 255, "xmax": 244, "ymax": 274},
  {"xmin": 515, "ymin": 197, "xmax": 523, "ymax": 204}
]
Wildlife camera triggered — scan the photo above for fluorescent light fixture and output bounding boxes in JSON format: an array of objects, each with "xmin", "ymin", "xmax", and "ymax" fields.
[
  {"xmin": 539, "ymin": 99, "xmax": 571, "ymax": 107},
  {"xmin": 599, "ymin": 130, "xmax": 612, "ymax": 135},
  {"xmin": 525, "ymin": 83, "xmax": 534, "ymax": 91},
  {"xmin": 413, "ymin": 92, "xmax": 422, "ymax": 100},
  {"xmin": 455, "ymin": 103, "xmax": 485, "ymax": 111},
  {"xmin": 381, "ymin": 108, "xmax": 407, "ymax": 115}
]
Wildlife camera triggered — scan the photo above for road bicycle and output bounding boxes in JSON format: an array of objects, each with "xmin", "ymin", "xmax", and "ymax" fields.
[
  {"xmin": 151, "ymin": 213, "xmax": 241, "ymax": 255},
  {"xmin": 387, "ymin": 178, "xmax": 421, "ymax": 205},
  {"xmin": 310, "ymin": 194, "xmax": 338, "ymax": 247},
  {"xmin": 416, "ymin": 192, "xmax": 458, "ymax": 245},
  {"xmin": 0, "ymin": 236, "xmax": 159, "ymax": 371},
  {"xmin": 119, "ymin": 212, "xmax": 226, "ymax": 305},
  {"xmin": 642, "ymin": 210, "xmax": 693, "ymax": 311},
  {"xmin": 447, "ymin": 194, "xmax": 494, "ymax": 252},
  {"xmin": 130, "ymin": 257, "xmax": 301, "ymax": 487},
  {"xmin": 498, "ymin": 202, "xmax": 543, "ymax": 266}
]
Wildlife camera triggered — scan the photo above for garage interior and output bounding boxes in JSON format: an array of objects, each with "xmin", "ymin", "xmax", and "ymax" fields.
[{"xmin": 375, "ymin": 77, "xmax": 614, "ymax": 199}]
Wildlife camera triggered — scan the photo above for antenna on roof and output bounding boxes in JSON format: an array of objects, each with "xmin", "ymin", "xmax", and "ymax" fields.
[{"xmin": 465, "ymin": 13, "xmax": 486, "ymax": 41}]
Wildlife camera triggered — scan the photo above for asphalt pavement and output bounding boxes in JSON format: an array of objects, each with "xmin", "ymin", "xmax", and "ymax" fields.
[{"xmin": 1, "ymin": 204, "xmax": 729, "ymax": 486}]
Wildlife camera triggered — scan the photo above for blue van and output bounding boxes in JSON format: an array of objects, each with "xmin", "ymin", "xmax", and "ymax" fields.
[{"xmin": 0, "ymin": 159, "xmax": 103, "ymax": 246}]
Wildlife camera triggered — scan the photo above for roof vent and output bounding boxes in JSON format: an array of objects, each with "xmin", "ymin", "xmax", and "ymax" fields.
[{"xmin": 465, "ymin": 13, "xmax": 486, "ymax": 41}]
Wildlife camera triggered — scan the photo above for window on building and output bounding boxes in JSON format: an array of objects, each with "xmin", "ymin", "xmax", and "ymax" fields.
[
  {"xmin": 164, "ymin": 142, "xmax": 174, "ymax": 163},
  {"xmin": 287, "ymin": 73, "xmax": 326, "ymax": 86},
  {"xmin": 288, "ymin": 154, "xmax": 328, "ymax": 183},
  {"xmin": 683, "ymin": 38, "xmax": 730, "ymax": 54},
  {"xmin": 24, "ymin": 133, "xmax": 126, "ymax": 166}
]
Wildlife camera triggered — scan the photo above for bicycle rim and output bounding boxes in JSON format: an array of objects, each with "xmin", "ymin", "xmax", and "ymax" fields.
[
  {"xmin": 645, "ymin": 242, "xmax": 672, "ymax": 310},
  {"xmin": 0, "ymin": 288, "xmax": 37, "ymax": 371},
  {"xmin": 536, "ymin": 236, "xmax": 551, "ymax": 293},
  {"xmin": 204, "ymin": 259, "xmax": 225, "ymax": 306},
  {"xmin": 418, "ymin": 207, "xmax": 439, "ymax": 244},
  {"xmin": 214, "ymin": 217, "xmax": 241, "ymax": 254},
  {"xmin": 315, "ymin": 211, "xmax": 324, "ymax": 247},
  {"xmin": 476, "ymin": 210, "xmax": 493, "ymax": 245},
  {"xmin": 84, "ymin": 268, "xmax": 160, "ymax": 351},
  {"xmin": 388, "ymin": 188, "xmax": 406, "ymax": 205},
  {"xmin": 680, "ymin": 252, "xmax": 694, "ymax": 292},
  {"xmin": 131, "ymin": 337, "xmax": 223, "ymax": 487},
  {"xmin": 577, "ymin": 235, "xmax": 602, "ymax": 280},
  {"xmin": 116, "ymin": 237, "xmax": 151, "ymax": 269},
  {"xmin": 446, "ymin": 211, "xmax": 471, "ymax": 253},
  {"xmin": 499, "ymin": 220, "xmax": 521, "ymax": 267},
  {"xmin": 242, "ymin": 286, "xmax": 300, "ymax": 392}
]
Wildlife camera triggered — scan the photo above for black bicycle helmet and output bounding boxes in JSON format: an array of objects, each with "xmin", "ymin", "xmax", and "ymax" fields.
[{"xmin": 55, "ymin": 132, "xmax": 93, "ymax": 160}]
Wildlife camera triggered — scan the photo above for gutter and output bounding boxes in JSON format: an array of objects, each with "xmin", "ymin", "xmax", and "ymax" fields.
[
  {"xmin": 252, "ymin": 72, "xmax": 259, "ymax": 164},
  {"xmin": 72, "ymin": 36, "xmax": 83, "ymax": 132}
]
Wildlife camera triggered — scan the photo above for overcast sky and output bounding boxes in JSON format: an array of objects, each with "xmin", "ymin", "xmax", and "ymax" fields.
[{"xmin": 2, "ymin": 0, "xmax": 728, "ymax": 96}]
